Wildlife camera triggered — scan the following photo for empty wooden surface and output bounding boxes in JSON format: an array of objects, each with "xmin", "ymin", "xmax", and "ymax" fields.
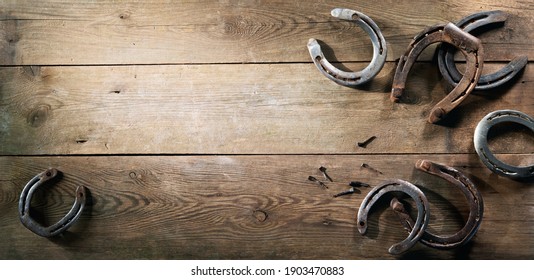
[
  {"xmin": 0, "ymin": 0, "xmax": 533, "ymax": 64},
  {"xmin": 0, "ymin": 63, "xmax": 532, "ymax": 155},
  {"xmin": 0, "ymin": 0, "xmax": 532, "ymax": 259}
]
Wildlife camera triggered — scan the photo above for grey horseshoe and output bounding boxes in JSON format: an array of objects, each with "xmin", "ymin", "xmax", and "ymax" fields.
[
  {"xmin": 307, "ymin": 8, "xmax": 387, "ymax": 87},
  {"xmin": 474, "ymin": 110, "xmax": 534, "ymax": 179},
  {"xmin": 357, "ymin": 179, "xmax": 430, "ymax": 255},
  {"xmin": 438, "ymin": 11, "xmax": 528, "ymax": 90},
  {"xmin": 391, "ymin": 160, "xmax": 484, "ymax": 249},
  {"xmin": 19, "ymin": 168, "xmax": 87, "ymax": 237}
]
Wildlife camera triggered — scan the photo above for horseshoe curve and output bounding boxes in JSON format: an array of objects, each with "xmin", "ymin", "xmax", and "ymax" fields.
[
  {"xmin": 474, "ymin": 110, "xmax": 534, "ymax": 179},
  {"xmin": 357, "ymin": 179, "xmax": 430, "ymax": 255},
  {"xmin": 391, "ymin": 23, "xmax": 484, "ymax": 124},
  {"xmin": 391, "ymin": 160, "xmax": 484, "ymax": 249},
  {"xmin": 307, "ymin": 8, "xmax": 387, "ymax": 87},
  {"xmin": 19, "ymin": 168, "xmax": 87, "ymax": 237},
  {"xmin": 438, "ymin": 11, "xmax": 528, "ymax": 90}
]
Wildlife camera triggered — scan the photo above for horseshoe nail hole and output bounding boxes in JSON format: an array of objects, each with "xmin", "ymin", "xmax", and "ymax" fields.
[
  {"xmin": 359, "ymin": 221, "xmax": 365, "ymax": 227},
  {"xmin": 315, "ymin": 56, "xmax": 322, "ymax": 61},
  {"xmin": 46, "ymin": 172, "xmax": 51, "ymax": 176},
  {"xmin": 351, "ymin": 14, "xmax": 360, "ymax": 20}
]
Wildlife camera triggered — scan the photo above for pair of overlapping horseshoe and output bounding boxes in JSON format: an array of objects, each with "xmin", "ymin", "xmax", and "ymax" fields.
[
  {"xmin": 357, "ymin": 160, "xmax": 484, "ymax": 255},
  {"xmin": 308, "ymin": 9, "xmax": 527, "ymax": 123},
  {"xmin": 19, "ymin": 168, "xmax": 88, "ymax": 237}
]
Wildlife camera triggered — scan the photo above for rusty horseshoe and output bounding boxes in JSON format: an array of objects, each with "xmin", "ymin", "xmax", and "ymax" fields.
[
  {"xmin": 19, "ymin": 168, "xmax": 87, "ymax": 237},
  {"xmin": 391, "ymin": 160, "xmax": 484, "ymax": 249},
  {"xmin": 438, "ymin": 11, "xmax": 527, "ymax": 90},
  {"xmin": 357, "ymin": 179, "xmax": 430, "ymax": 255},
  {"xmin": 307, "ymin": 8, "xmax": 387, "ymax": 87},
  {"xmin": 474, "ymin": 110, "xmax": 534, "ymax": 179},
  {"xmin": 391, "ymin": 23, "xmax": 484, "ymax": 123}
]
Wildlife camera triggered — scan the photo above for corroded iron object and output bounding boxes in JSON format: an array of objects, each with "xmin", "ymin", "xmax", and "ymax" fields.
[
  {"xmin": 19, "ymin": 168, "xmax": 87, "ymax": 237},
  {"xmin": 357, "ymin": 179, "xmax": 430, "ymax": 255},
  {"xmin": 391, "ymin": 160, "xmax": 484, "ymax": 249},
  {"xmin": 474, "ymin": 110, "xmax": 534, "ymax": 179},
  {"xmin": 307, "ymin": 8, "xmax": 387, "ymax": 87},
  {"xmin": 391, "ymin": 23, "xmax": 484, "ymax": 123},
  {"xmin": 438, "ymin": 11, "xmax": 527, "ymax": 90}
]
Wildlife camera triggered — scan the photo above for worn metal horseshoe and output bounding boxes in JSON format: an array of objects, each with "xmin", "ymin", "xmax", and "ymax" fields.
[
  {"xmin": 391, "ymin": 160, "xmax": 484, "ymax": 249},
  {"xmin": 438, "ymin": 11, "xmax": 528, "ymax": 90},
  {"xmin": 391, "ymin": 23, "xmax": 484, "ymax": 124},
  {"xmin": 19, "ymin": 168, "xmax": 87, "ymax": 237},
  {"xmin": 307, "ymin": 8, "xmax": 387, "ymax": 87},
  {"xmin": 474, "ymin": 110, "xmax": 534, "ymax": 179},
  {"xmin": 357, "ymin": 179, "xmax": 430, "ymax": 255}
]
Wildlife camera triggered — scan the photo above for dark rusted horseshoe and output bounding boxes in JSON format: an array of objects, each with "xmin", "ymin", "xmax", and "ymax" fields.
[
  {"xmin": 474, "ymin": 110, "xmax": 534, "ymax": 179},
  {"xmin": 438, "ymin": 11, "xmax": 528, "ymax": 90},
  {"xmin": 390, "ymin": 160, "xmax": 484, "ymax": 249},
  {"xmin": 19, "ymin": 168, "xmax": 87, "ymax": 237},
  {"xmin": 391, "ymin": 23, "xmax": 484, "ymax": 124},
  {"xmin": 357, "ymin": 179, "xmax": 430, "ymax": 255},
  {"xmin": 307, "ymin": 8, "xmax": 387, "ymax": 87}
]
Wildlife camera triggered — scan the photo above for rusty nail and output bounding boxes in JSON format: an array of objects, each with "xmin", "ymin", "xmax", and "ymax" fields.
[
  {"xmin": 319, "ymin": 166, "xmax": 333, "ymax": 182},
  {"xmin": 361, "ymin": 163, "xmax": 383, "ymax": 175},
  {"xmin": 357, "ymin": 136, "xmax": 376, "ymax": 148},
  {"xmin": 349, "ymin": 181, "xmax": 370, "ymax": 188},
  {"xmin": 308, "ymin": 175, "xmax": 328, "ymax": 189},
  {"xmin": 333, "ymin": 187, "xmax": 356, "ymax": 197}
]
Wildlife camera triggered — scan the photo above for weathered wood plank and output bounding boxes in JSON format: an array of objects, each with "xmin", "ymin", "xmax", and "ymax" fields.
[
  {"xmin": 1, "ymin": 63, "xmax": 532, "ymax": 155},
  {"xmin": 0, "ymin": 0, "xmax": 532, "ymax": 65},
  {"xmin": 0, "ymin": 154, "xmax": 532, "ymax": 259}
]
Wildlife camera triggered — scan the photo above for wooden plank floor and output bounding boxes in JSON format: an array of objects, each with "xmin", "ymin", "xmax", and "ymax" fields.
[{"xmin": 0, "ymin": 0, "xmax": 532, "ymax": 259}]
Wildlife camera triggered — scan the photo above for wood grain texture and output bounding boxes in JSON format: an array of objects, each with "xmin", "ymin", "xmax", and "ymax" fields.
[
  {"xmin": 0, "ymin": 0, "xmax": 532, "ymax": 262},
  {"xmin": 0, "ymin": 0, "xmax": 532, "ymax": 65},
  {"xmin": 1, "ymin": 63, "xmax": 532, "ymax": 155},
  {"xmin": 0, "ymin": 155, "xmax": 532, "ymax": 259}
]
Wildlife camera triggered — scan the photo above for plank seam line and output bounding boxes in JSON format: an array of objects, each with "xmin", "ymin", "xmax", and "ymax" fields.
[
  {"xmin": 0, "ymin": 61, "xmax": 524, "ymax": 68},
  {"xmin": 0, "ymin": 152, "xmax": 530, "ymax": 157}
]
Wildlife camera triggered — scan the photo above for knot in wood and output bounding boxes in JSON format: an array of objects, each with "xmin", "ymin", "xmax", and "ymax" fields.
[{"xmin": 253, "ymin": 209, "xmax": 268, "ymax": 222}]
